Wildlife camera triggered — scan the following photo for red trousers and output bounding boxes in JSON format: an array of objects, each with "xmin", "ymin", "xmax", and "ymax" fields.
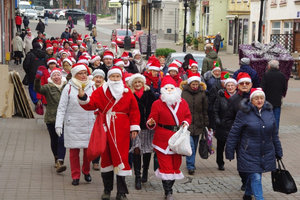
[
  {"xmin": 155, "ymin": 150, "xmax": 183, "ymax": 180},
  {"xmin": 69, "ymin": 148, "xmax": 90, "ymax": 179}
]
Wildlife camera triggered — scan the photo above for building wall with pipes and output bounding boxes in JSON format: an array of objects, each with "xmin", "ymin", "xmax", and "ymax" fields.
[{"xmin": 0, "ymin": 0, "xmax": 14, "ymax": 64}]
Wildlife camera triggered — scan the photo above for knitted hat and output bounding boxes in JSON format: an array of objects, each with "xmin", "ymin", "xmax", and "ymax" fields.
[
  {"xmin": 114, "ymin": 59, "xmax": 124, "ymax": 66},
  {"xmin": 212, "ymin": 61, "xmax": 221, "ymax": 72},
  {"xmin": 187, "ymin": 72, "xmax": 201, "ymax": 84},
  {"xmin": 103, "ymin": 51, "xmax": 114, "ymax": 59},
  {"xmin": 161, "ymin": 74, "xmax": 177, "ymax": 88},
  {"xmin": 133, "ymin": 50, "xmax": 141, "ymax": 58},
  {"xmin": 63, "ymin": 57, "xmax": 72, "ymax": 66},
  {"xmin": 168, "ymin": 63, "xmax": 179, "ymax": 72},
  {"xmin": 220, "ymin": 71, "xmax": 230, "ymax": 81},
  {"xmin": 250, "ymin": 87, "xmax": 265, "ymax": 100},
  {"xmin": 71, "ymin": 63, "xmax": 91, "ymax": 76},
  {"xmin": 128, "ymin": 52, "xmax": 133, "ymax": 58},
  {"xmin": 121, "ymin": 52, "xmax": 129, "ymax": 60},
  {"xmin": 50, "ymin": 67, "xmax": 62, "ymax": 77},
  {"xmin": 148, "ymin": 58, "xmax": 161, "ymax": 71},
  {"xmin": 225, "ymin": 78, "xmax": 237, "ymax": 86},
  {"xmin": 189, "ymin": 59, "xmax": 198, "ymax": 69},
  {"xmin": 129, "ymin": 74, "xmax": 146, "ymax": 87},
  {"xmin": 80, "ymin": 43, "xmax": 87, "ymax": 49},
  {"xmin": 124, "ymin": 73, "xmax": 133, "ymax": 82},
  {"xmin": 107, "ymin": 66, "xmax": 123, "ymax": 78},
  {"xmin": 172, "ymin": 60, "xmax": 183, "ymax": 68},
  {"xmin": 90, "ymin": 55, "xmax": 101, "ymax": 64},
  {"xmin": 47, "ymin": 58, "xmax": 57, "ymax": 65},
  {"xmin": 97, "ymin": 42, "xmax": 102, "ymax": 46},
  {"xmin": 241, "ymin": 58, "xmax": 250, "ymax": 65},
  {"xmin": 92, "ymin": 69, "xmax": 105, "ymax": 78},
  {"xmin": 237, "ymin": 72, "xmax": 251, "ymax": 84},
  {"xmin": 46, "ymin": 44, "xmax": 53, "ymax": 50},
  {"xmin": 77, "ymin": 56, "xmax": 89, "ymax": 65},
  {"xmin": 84, "ymin": 34, "xmax": 90, "ymax": 39}
]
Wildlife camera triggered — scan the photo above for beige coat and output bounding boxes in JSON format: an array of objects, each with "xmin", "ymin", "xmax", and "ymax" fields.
[
  {"xmin": 92, "ymin": 27, "xmax": 97, "ymax": 37},
  {"xmin": 23, "ymin": 34, "xmax": 35, "ymax": 54},
  {"xmin": 12, "ymin": 36, "xmax": 24, "ymax": 52}
]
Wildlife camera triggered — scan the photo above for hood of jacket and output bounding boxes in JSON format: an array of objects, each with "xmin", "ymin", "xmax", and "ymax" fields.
[
  {"xmin": 205, "ymin": 50, "xmax": 218, "ymax": 59},
  {"xmin": 239, "ymin": 98, "xmax": 273, "ymax": 114},
  {"xmin": 31, "ymin": 48, "xmax": 47, "ymax": 58}
]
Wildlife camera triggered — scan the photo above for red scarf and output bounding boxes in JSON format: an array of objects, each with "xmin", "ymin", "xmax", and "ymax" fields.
[
  {"xmin": 134, "ymin": 87, "xmax": 144, "ymax": 99},
  {"xmin": 172, "ymin": 74, "xmax": 180, "ymax": 86},
  {"xmin": 224, "ymin": 90, "xmax": 231, "ymax": 99},
  {"xmin": 144, "ymin": 71, "xmax": 159, "ymax": 89}
]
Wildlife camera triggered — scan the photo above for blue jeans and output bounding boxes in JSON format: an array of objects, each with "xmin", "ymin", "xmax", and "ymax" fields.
[
  {"xmin": 186, "ymin": 135, "xmax": 199, "ymax": 170},
  {"xmin": 28, "ymin": 83, "xmax": 38, "ymax": 104},
  {"xmin": 245, "ymin": 173, "xmax": 264, "ymax": 200},
  {"xmin": 57, "ymin": 127, "xmax": 66, "ymax": 160},
  {"xmin": 273, "ymin": 106, "xmax": 281, "ymax": 129},
  {"xmin": 45, "ymin": 17, "xmax": 48, "ymax": 25}
]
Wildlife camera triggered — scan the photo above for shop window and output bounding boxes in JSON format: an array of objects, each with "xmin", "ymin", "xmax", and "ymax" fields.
[
  {"xmin": 272, "ymin": 21, "xmax": 281, "ymax": 34},
  {"xmin": 243, "ymin": 19, "xmax": 249, "ymax": 44},
  {"xmin": 283, "ymin": 21, "xmax": 293, "ymax": 34},
  {"xmin": 229, "ymin": 20, "xmax": 233, "ymax": 45},
  {"xmin": 252, "ymin": 22, "xmax": 256, "ymax": 42}
]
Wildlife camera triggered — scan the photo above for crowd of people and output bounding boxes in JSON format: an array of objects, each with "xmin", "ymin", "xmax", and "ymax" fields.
[{"xmin": 16, "ymin": 23, "xmax": 286, "ymax": 199}]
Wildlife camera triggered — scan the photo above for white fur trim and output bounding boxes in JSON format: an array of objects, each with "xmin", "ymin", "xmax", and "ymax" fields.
[
  {"xmin": 121, "ymin": 56, "xmax": 129, "ymax": 60},
  {"xmin": 173, "ymin": 60, "xmax": 182, "ymax": 68},
  {"xmin": 111, "ymin": 41, "xmax": 116, "ymax": 44},
  {"xmin": 77, "ymin": 59, "xmax": 89, "ymax": 65},
  {"xmin": 107, "ymin": 68, "xmax": 122, "ymax": 78},
  {"xmin": 225, "ymin": 78, "xmax": 237, "ymax": 86},
  {"xmin": 155, "ymin": 169, "xmax": 184, "ymax": 180},
  {"xmin": 182, "ymin": 121, "xmax": 189, "ymax": 128},
  {"xmin": 189, "ymin": 63, "xmax": 198, "ymax": 69},
  {"xmin": 71, "ymin": 64, "xmax": 87, "ymax": 76},
  {"xmin": 212, "ymin": 67, "xmax": 221, "ymax": 72},
  {"xmin": 152, "ymin": 144, "xmax": 175, "ymax": 155},
  {"xmin": 125, "ymin": 77, "xmax": 131, "ymax": 82},
  {"xmin": 130, "ymin": 125, "xmax": 141, "ymax": 132},
  {"xmin": 117, "ymin": 169, "xmax": 132, "ymax": 176},
  {"xmin": 168, "ymin": 67, "xmax": 178, "ymax": 72},
  {"xmin": 63, "ymin": 58, "xmax": 72, "ymax": 66},
  {"xmin": 237, "ymin": 77, "xmax": 251, "ymax": 84},
  {"xmin": 46, "ymin": 46, "xmax": 53, "ymax": 50},
  {"xmin": 148, "ymin": 66, "xmax": 160, "ymax": 71},
  {"xmin": 50, "ymin": 69, "xmax": 62, "ymax": 77},
  {"xmin": 115, "ymin": 61, "xmax": 124, "ymax": 66},
  {"xmin": 90, "ymin": 55, "xmax": 100, "ymax": 63},
  {"xmin": 77, "ymin": 96, "xmax": 90, "ymax": 105},
  {"xmin": 167, "ymin": 103, "xmax": 180, "ymax": 126},
  {"xmin": 103, "ymin": 55, "xmax": 114, "ymax": 59},
  {"xmin": 100, "ymin": 165, "xmax": 114, "ymax": 172},
  {"xmin": 47, "ymin": 59, "xmax": 57, "ymax": 65},
  {"xmin": 187, "ymin": 76, "xmax": 201, "ymax": 84},
  {"xmin": 128, "ymin": 74, "xmax": 146, "ymax": 87},
  {"xmin": 250, "ymin": 90, "xmax": 265, "ymax": 100}
]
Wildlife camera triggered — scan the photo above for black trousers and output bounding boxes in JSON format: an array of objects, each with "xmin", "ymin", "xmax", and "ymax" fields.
[
  {"xmin": 216, "ymin": 139, "xmax": 226, "ymax": 166},
  {"xmin": 215, "ymin": 45, "xmax": 220, "ymax": 53},
  {"xmin": 16, "ymin": 25, "xmax": 21, "ymax": 32},
  {"xmin": 46, "ymin": 124, "xmax": 66, "ymax": 160}
]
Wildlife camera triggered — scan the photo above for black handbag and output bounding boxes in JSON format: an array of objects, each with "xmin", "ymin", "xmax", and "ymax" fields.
[
  {"xmin": 271, "ymin": 158, "xmax": 297, "ymax": 194},
  {"xmin": 22, "ymin": 74, "xmax": 28, "ymax": 85},
  {"xmin": 198, "ymin": 128, "xmax": 209, "ymax": 159}
]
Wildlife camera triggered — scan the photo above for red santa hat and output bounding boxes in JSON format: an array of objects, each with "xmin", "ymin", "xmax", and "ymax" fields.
[
  {"xmin": 46, "ymin": 44, "xmax": 53, "ymax": 50},
  {"xmin": 107, "ymin": 66, "xmax": 123, "ymax": 78},
  {"xmin": 187, "ymin": 72, "xmax": 201, "ymax": 84},
  {"xmin": 132, "ymin": 50, "xmax": 141, "ymax": 58},
  {"xmin": 129, "ymin": 73, "xmax": 146, "ymax": 87},
  {"xmin": 146, "ymin": 55, "xmax": 157, "ymax": 69},
  {"xmin": 71, "ymin": 43, "xmax": 78, "ymax": 49},
  {"xmin": 161, "ymin": 74, "xmax": 178, "ymax": 88},
  {"xmin": 111, "ymin": 40, "xmax": 116, "ymax": 45},
  {"xmin": 71, "ymin": 63, "xmax": 91, "ymax": 76},
  {"xmin": 172, "ymin": 60, "xmax": 182, "ymax": 68},
  {"xmin": 237, "ymin": 72, "xmax": 252, "ymax": 84},
  {"xmin": 97, "ymin": 42, "xmax": 102, "ymax": 46},
  {"xmin": 70, "ymin": 57, "xmax": 76, "ymax": 63},
  {"xmin": 50, "ymin": 67, "xmax": 63, "ymax": 77},
  {"xmin": 45, "ymin": 39, "xmax": 51, "ymax": 44},
  {"xmin": 84, "ymin": 34, "xmax": 90, "ymax": 39},
  {"xmin": 63, "ymin": 57, "xmax": 72, "ymax": 66},
  {"xmin": 103, "ymin": 51, "xmax": 114, "ymax": 59},
  {"xmin": 80, "ymin": 43, "xmax": 87, "ymax": 50},
  {"xmin": 68, "ymin": 38, "xmax": 73, "ymax": 43},
  {"xmin": 90, "ymin": 55, "xmax": 101, "ymax": 64},
  {"xmin": 37, "ymin": 39, "xmax": 43, "ymax": 43},
  {"xmin": 47, "ymin": 58, "xmax": 57, "ymax": 65},
  {"xmin": 121, "ymin": 52, "xmax": 129, "ymax": 60},
  {"xmin": 103, "ymin": 45, "xmax": 109, "ymax": 50},
  {"xmin": 58, "ymin": 48, "xmax": 64, "ymax": 54},
  {"xmin": 52, "ymin": 40, "xmax": 59, "ymax": 45},
  {"xmin": 77, "ymin": 56, "xmax": 89, "ymax": 65},
  {"xmin": 212, "ymin": 61, "xmax": 221, "ymax": 72},
  {"xmin": 60, "ymin": 51, "xmax": 69, "ymax": 56},
  {"xmin": 124, "ymin": 73, "xmax": 133, "ymax": 82},
  {"xmin": 225, "ymin": 78, "xmax": 237, "ymax": 86},
  {"xmin": 189, "ymin": 59, "xmax": 198, "ymax": 69},
  {"xmin": 82, "ymin": 52, "xmax": 91, "ymax": 60},
  {"xmin": 77, "ymin": 38, "xmax": 83, "ymax": 42},
  {"xmin": 61, "ymin": 39, "xmax": 67, "ymax": 44},
  {"xmin": 114, "ymin": 58, "xmax": 124, "ymax": 66},
  {"xmin": 168, "ymin": 63, "xmax": 179, "ymax": 72},
  {"xmin": 27, "ymin": 28, "xmax": 31, "ymax": 33},
  {"xmin": 148, "ymin": 58, "xmax": 161, "ymax": 71},
  {"xmin": 250, "ymin": 87, "xmax": 265, "ymax": 100},
  {"xmin": 220, "ymin": 71, "xmax": 230, "ymax": 81}
]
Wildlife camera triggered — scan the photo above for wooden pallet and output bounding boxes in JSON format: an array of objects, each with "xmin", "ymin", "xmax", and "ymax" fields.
[{"xmin": 9, "ymin": 71, "xmax": 34, "ymax": 119}]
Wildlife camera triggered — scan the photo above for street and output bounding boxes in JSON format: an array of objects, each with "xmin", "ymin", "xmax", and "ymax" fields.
[{"xmin": 1, "ymin": 18, "xmax": 300, "ymax": 199}]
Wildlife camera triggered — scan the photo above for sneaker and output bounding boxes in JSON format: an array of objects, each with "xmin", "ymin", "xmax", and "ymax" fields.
[{"xmin": 116, "ymin": 192, "xmax": 128, "ymax": 200}]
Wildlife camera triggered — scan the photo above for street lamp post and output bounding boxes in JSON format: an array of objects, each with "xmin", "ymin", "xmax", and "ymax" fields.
[
  {"xmin": 182, "ymin": 0, "xmax": 188, "ymax": 52},
  {"xmin": 119, "ymin": 0, "xmax": 124, "ymax": 29},
  {"xmin": 124, "ymin": 0, "xmax": 131, "ymax": 50},
  {"xmin": 146, "ymin": 0, "xmax": 152, "ymax": 60}
]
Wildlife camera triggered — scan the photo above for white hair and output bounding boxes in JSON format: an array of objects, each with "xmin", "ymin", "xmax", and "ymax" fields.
[{"xmin": 268, "ymin": 60, "xmax": 279, "ymax": 69}]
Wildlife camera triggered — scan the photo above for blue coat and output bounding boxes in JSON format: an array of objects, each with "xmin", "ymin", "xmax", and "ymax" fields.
[
  {"xmin": 232, "ymin": 65, "xmax": 260, "ymax": 88},
  {"xmin": 225, "ymin": 99, "xmax": 282, "ymax": 173}
]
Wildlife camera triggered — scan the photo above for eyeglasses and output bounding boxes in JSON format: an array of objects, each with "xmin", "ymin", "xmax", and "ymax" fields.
[
  {"xmin": 77, "ymin": 72, "xmax": 88, "ymax": 76},
  {"xmin": 239, "ymin": 82, "xmax": 251, "ymax": 86}
]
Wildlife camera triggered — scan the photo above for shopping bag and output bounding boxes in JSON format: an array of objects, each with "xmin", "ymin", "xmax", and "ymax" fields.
[
  {"xmin": 87, "ymin": 112, "xmax": 107, "ymax": 162},
  {"xmin": 220, "ymin": 41, "xmax": 224, "ymax": 48},
  {"xmin": 35, "ymin": 104, "xmax": 44, "ymax": 115},
  {"xmin": 271, "ymin": 159, "xmax": 297, "ymax": 194},
  {"xmin": 198, "ymin": 127, "xmax": 209, "ymax": 159},
  {"xmin": 168, "ymin": 126, "xmax": 192, "ymax": 156},
  {"xmin": 207, "ymin": 128, "xmax": 214, "ymax": 154}
]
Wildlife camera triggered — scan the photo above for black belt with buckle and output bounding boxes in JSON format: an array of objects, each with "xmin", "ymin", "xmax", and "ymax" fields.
[{"xmin": 158, "ymin": 123, "xmax": 180, "ymax": 132}]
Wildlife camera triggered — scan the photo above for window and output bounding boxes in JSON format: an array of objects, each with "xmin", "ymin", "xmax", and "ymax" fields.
[
  {"xmin": 252, "ymin": 22, "xmax": 256, "ymax": 42},
  {"xmin": 271, "ymin": 0, "xmax": 277, "ymax": 4},
  {"xmin": 272, "ymin": 21, "xmax": 281, "ymax": 34},
  {"xmin": 283, "ymin": 21, "xmax": 293, "ymax": 34},
  {"xmin": 203, "ymin": 7, "xmax": 209, "ymax": 36},
  {"xmin": 243, "ymin": 19, "xmax": 249, "ymax": 44},
  {"xmin": 229, "ymin": 20, "xmax": 234, "ymax": 45}
]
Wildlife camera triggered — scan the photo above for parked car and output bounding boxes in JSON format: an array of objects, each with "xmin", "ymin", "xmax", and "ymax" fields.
[
  {"xmin": 33, "ymin": 6, "xmax": 45, "ymax": 18},
  {"xmin": 18, "ymin": 1, "xmax": 31, "ymax": 16},
  {"xmin": 65, "ymin": 9, "xmax": 87, "ymax": 20},
  {"xmin": 44, "ymin": 9, "xmax": 54, "ymax": 18},
  {"xmin": 165, "ymin": 52, "xmax": 206, "ymax": 74},
  {"xmin": 23, "ymin": 9, "xmax": 38, "ymax": 21},
  {"xmin": 111, "ymin": 29, "xmax": 136, "ymax": 48}
]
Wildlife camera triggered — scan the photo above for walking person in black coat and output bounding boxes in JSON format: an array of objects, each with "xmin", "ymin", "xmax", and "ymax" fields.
[
  {"xmin": 23, "ymin": 16, "xmax": 29, "ymax": 29},
  {"xmin": 35, "ymin": 19, "xmax": 45, "ymax": 34},
  {"xmin": 213, "ymin": 78, "xmax": 237, "ymax": 171},
  {"xmin": 213, "ymin": 32, "xmax": 224, "ymax": 54}
]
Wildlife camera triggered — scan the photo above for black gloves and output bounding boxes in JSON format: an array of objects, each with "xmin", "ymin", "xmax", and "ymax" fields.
[{"xmin": 276, "ymin": 155, "xmax": 282, "ymax": 160}]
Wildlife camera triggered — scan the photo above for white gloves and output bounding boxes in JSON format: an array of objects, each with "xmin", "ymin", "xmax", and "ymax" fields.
[{"xmin": 55, "ymin": 127, "xmax": 62, "ymax": 137}]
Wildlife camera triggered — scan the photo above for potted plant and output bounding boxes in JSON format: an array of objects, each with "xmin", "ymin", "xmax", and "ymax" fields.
[
  {"xmin": 186, "ymin": 35, "xmax": 193, "ymax": 46},
  {"xmin": 192, "ymin": 38, "xmax": 198, "ymax": 50}
]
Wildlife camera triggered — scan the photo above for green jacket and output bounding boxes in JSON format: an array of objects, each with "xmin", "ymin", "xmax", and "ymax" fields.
[
  {"xmin": 34, "ymin": 78, "xmax": 67, "ymax": 124},
  {"xmin": 201, "ymin": 50, "xmax": 224, "ymax": 76}
]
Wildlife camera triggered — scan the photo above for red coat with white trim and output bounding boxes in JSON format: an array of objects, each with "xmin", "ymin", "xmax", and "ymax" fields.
[{"xmin": 147, "ymin": 98, "xmax": 192, "ymax": 154}]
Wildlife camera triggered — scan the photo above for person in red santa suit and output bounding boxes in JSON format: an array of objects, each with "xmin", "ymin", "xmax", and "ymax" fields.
[
  {"xmin": 78, "ymin": 66, "xmax": 141, "ymax": 200},
  {"xmin": 147, "ymin": 75, "xmax": 192, "ymax": 200}
]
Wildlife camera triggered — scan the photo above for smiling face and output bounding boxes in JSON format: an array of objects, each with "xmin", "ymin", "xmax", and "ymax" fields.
[
  {"xmin": 169, "ymin": 70, "xmax": 178, "ymax": 77},
  {"xmin": 48, "ymin": 63, "xmax": 56, "ymax": 70},
  {"xmin": 51, "ymin": 72, "xmax": 62, "ymax": 85},
  {"xmin": 134, "ymin": 54, "xmax": 141, "ymax": 60},
  {"xmin": 75, "ymin": 70, "xmax": 88, "ymax": 81},
  {"xmin": 63, "ymin": 62, "xmax": 71, "ymax": 72},
  {"xmin": 225, "ymin": 82, "xmax": 237, "ymax": 94},
  {"xmin": 190, "ymin": 66, "xmax": 198, "ymax": 73},
  {"xmin": 150, "ymin": 70, "xmax": 159, "ymax": 77},
  {"xmin": 213, "ymin": 69, "xmax": 221, "ymax": 77},
  {"xmin": 93, "ymin": 59, "xmax": 101, "ymax": 67},
  {"xmin": 93, "ymin": 75, "xmax": 104, "ymax": 87},
  {"xmin": 238, "ymin": 81, "xmax": 252, "ymax": 93},
  {"xmin": 133, "ymin": 79, "xmax": 144, "ymax": 91},
  {"xmin": 159, "ymin": 58, "xmax": 165, "ymax": 67},
  {"xmin": 251, "ymin": 95, "xmax": 265, "ymax": 110}
]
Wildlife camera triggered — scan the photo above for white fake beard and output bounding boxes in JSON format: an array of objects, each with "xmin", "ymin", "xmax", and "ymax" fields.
[
  {"xmin": 160, "ymin": 87, "xmax": 182, "ymax": 106},
  {"xmin": 107, "ymin": 79, "xmax": 124, "ymax": 100}
]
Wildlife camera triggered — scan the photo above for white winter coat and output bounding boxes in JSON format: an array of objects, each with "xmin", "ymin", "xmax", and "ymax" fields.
[
  {"xmin": 55, "ymin": 79, "xmax": 96, "ymax": 148},
  {"xmin": 23, "ymin": 34, "xmax": 34, "ymax": 54}
]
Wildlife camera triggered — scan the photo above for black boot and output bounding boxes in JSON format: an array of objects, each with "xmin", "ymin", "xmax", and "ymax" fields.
[
  {"xmin": 116, "ymin": 175, "xmax": 129, "ymax": 200},
  {"xmin": 141, "ymin": 153, "xmax": 151, "ymax": 183},
  {"xmin": 101, "ymin": 171, "xmax": 114, "ymax": 200},
  {"xmin": 243, "ymin": 194, "xmax": 252, "ymax": 200},
  {"xmin": 133, "ymin": 154, "xmax": 142, "ymax": 190},
  {"xmin": 162, "ymin": 180, "xmax": 175, "ymax": 198}
]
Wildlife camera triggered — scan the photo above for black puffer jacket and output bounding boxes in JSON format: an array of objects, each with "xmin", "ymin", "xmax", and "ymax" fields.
[
  {"xmin": 23, "ymin": 49, "xmax": 48, "ymax": 84},
  {"xmin": 124, "ymin": 61, "xmax": 139, "ymax": 74},
  {"xmin": 181, "ymin": 81, "xmax": 209, "ymax": 136},
  {"xmin": 133, "ymin": 86, "xmax": 156, "ymax": 129},
  {"xmin": 213, "ymin": 89, "xmax": 233, "ymax": 141}
]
